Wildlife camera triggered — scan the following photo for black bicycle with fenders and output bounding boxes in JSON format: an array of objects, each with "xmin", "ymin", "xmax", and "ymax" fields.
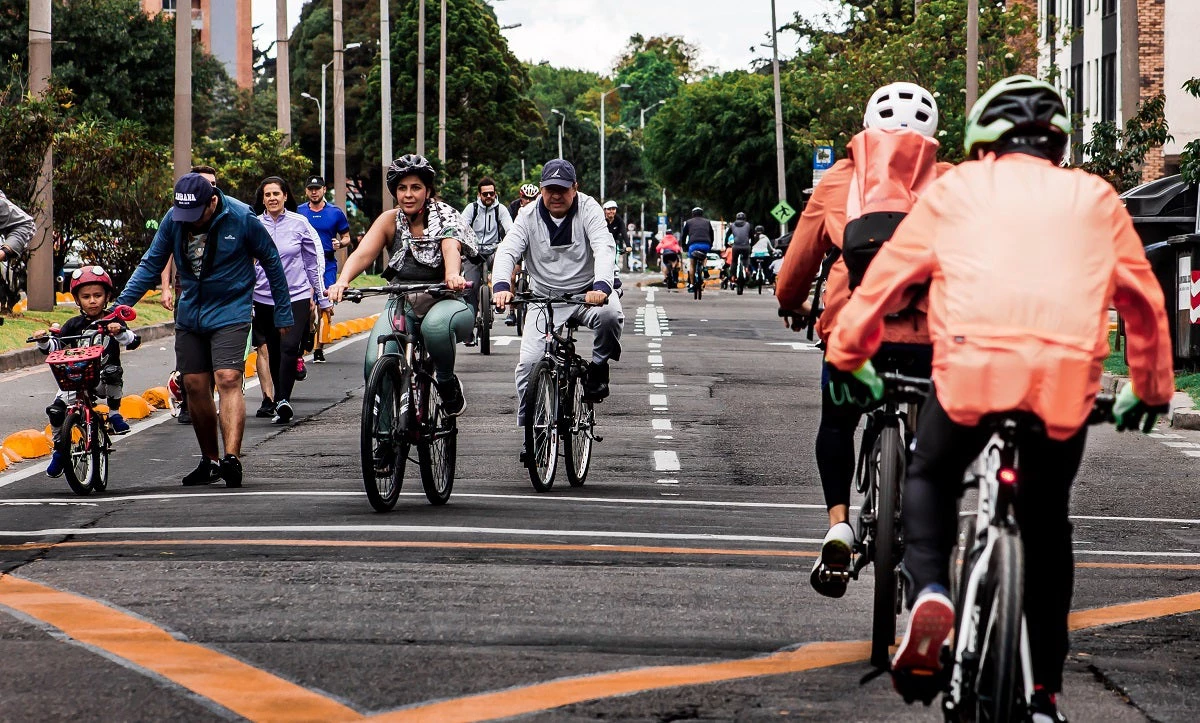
[
  {"xmin": 344, "ymin": 283, "xmax": 467, "ymax": 510},
  {"xmin": 511, "ymin": 292, "xmax": 603, "ymax": 492}
]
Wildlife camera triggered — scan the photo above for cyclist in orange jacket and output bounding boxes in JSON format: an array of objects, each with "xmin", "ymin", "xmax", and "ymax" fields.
[
  {"xmin": 825, "ymin": 76, "xmax": 1174, "ymax": 721},
  {"xmin": 776, "ymin": 81, "xmax": 950, "ymax": 598}
]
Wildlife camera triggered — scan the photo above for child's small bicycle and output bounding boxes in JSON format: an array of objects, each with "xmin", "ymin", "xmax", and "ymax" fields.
[{"xmin": 28, "ymin": 305, "xmax": 137, "ymax": 495}]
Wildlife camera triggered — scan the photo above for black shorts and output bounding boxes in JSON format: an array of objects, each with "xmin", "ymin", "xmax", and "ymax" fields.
[
  {"xmin": 176, "ymin": 323, "xmax": 251, "ymax": 375},
  {"xmin": 661, "ymin": 250, "xmax": 679, "ymax": 263}
]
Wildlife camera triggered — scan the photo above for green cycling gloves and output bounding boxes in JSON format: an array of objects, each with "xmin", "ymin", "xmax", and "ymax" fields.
[
  {"xmin": 828, "ymin": 360, "xmax": 884, "ymax": 407},
  {"xmin": 1113, "ymin": 383, "xmax": 1163, "ymax": 433}
]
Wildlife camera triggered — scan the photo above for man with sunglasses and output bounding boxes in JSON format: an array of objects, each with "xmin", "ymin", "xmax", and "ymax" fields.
[{"xmin": 461, "ymin": 176, "xmax": 513, "ymax": 325}]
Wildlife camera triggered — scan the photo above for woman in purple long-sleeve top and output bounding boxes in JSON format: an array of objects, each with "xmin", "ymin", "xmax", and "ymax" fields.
[{"xmin": 252, "ymin": 176, "xmax": 330, "ymax": 424}]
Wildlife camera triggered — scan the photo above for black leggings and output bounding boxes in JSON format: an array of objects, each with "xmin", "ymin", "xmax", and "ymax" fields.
[
  {"xmin": 902, "ymin": 392, "xmax": 1087, "ymax": 693},
  {"xmin": 253, "ymin": 300, "xmax": 311, "ymax": 404},
  {"xmin": 815, "ymin": 344, "xmax": 932, "ymax": 510}
]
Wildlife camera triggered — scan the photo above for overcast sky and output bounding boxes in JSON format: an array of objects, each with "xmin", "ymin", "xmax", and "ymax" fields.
[{"xmin": 252, "ymin": 1, "xmax": 835, "ymax": 74}]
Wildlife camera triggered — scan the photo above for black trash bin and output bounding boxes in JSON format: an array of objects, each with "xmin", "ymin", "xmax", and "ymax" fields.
[
  {"xmin": 1121, "ymin": 174, "xmax": 1198, "ymax": 246},
  {"xmin": 1143, "ymin": 233, "xmax": 1200, "ymax": 370}
]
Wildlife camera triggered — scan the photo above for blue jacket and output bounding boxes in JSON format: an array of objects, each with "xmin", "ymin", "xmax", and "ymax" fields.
[{"xmin": 118, "ymin": 191, "xmax": 294, "ymax": 332}]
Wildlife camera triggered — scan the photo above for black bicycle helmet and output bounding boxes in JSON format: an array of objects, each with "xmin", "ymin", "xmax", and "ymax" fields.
[
  {"xmin": 754, "ymin": 224, "xmax": 764, "ymax": 233},
  {"xmin": 386, "ymin": 154, "xmax": 437, "ymax": 196},
  {"xmin": 735, "ymin": 211, "xmax": 746, "ymax": 221}
]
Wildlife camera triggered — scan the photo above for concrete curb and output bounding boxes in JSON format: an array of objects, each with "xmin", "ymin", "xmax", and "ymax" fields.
[
  {"xmin": 1100, "ymin": 371, "xmax": 1200, "ymax": 429},
  {"xmin": 0, "ymin": 320, "xmax": 177, "ymax": 374}
]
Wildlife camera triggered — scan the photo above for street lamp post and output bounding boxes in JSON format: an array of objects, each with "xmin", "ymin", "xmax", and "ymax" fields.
[
  {"xmin": 599, "ymin": 83, "xmax": 631, "ymax": 202},
  {"xmin": 550, "ymin": 108, "xmax": 565, "ymax": 159},
  {"xmin": 300, "ymin": 92, "xmax": 323, "ymax": 178},
  {"xmin": 770, "ymin": 0, "xmax": 787, "ymax": 236},
  {"xmin": 380, "ymin": 0, "xmax": 392, "ymax": 213},
  {"xmin": 638, "ymin": 99, "xmax": 665, "ymax": 271}
]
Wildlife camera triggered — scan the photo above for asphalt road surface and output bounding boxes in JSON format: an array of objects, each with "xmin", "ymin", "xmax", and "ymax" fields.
[{"xmin": 1, "ymin": 279, "xmax": 1198, "ymax": 722}]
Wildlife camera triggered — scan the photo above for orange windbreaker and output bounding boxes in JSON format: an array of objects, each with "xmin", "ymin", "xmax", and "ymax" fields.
[
  {"xmin": 775, "ymin": 129, "xmax": 951, "ymax": 343},
  {"xmin": 826, "ymin": 153, "xmax": 1174, "ymax": 440}
]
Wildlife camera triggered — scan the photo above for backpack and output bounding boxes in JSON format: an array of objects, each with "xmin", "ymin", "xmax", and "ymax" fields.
[
  {"xmin": 839, "ymin": 128, "xmax": 940, "ymax": 290},
  {"xmin": 465, "ymin": 201, "xmax": 507, "ymax": 249}
]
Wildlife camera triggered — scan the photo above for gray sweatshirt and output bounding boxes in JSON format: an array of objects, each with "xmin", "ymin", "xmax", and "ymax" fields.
[
  {"xmin": 0, "ymin": 191, "xmax": 35, "ymax": 259},
  {"xmin": 492, "ymin": 192, "xmax": 616, "ymax": 296}
]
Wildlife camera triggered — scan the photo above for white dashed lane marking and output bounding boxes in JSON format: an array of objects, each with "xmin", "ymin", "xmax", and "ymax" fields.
[
  {"xmin": 654, "ymin": 450, "xmax": 681, "ymax": 472},
  {"xmin": 652, "ymin": 419, "xmax": 672, "ymax": 430},
  {"xmin": 649, "ymin": 394, "xmax": 668, "ymax": 406}
]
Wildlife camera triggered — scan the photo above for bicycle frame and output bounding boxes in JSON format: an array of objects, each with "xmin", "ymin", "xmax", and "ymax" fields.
[
  {"xmin": 375, "ymin": 304, "xmax": 443, "ymax": 444},
  {"xmin": 520, "ymin": 294, "xmax": 600, "ymax": 441}
]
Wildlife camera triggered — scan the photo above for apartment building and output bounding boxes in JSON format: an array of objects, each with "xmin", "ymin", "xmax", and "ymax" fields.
[
  {"xmin": 1034, "ymin": 0, "xmax": 1199, "ymax": 179},
  {"xmin": 141, "ymin": 0, "xmax": 254, "ymax": 90}
]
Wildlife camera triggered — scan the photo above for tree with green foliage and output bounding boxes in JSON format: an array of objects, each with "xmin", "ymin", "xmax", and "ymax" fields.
[
  {"xmin": 615, "ymin": 50, "xmax": 682, "ymax": 129},
  {"xmin": 643, "ymin": 71, "xmax": 809, "ymax": 223},
  {"xmin": 785, "ymin": 0, "xmax": 1034, "ymax": 163},
  {"xmin": 614, "ymin": 34, "xmax": 709, "ymax": 82},
  {"xmin": 0, "ymin": 61, "xmax": 69, "ymax": 212},
  {"xmin": 525, "ymin": 63, "xmax": 601, "ymax": 120},
  {"xmin": 193, "ymin": 131, "xmax": 313, "ymax": 205},
  {"xmin": 1078, "ymin": 94, "xmax": 1173, "ymax": 192},
  {"xmin": 0, "ymin": 0, "xmax": 231, "ymax": 146},
  {"xmin": 1180, "ymin": 78, "xmax": 1200, "ymax": 185}
]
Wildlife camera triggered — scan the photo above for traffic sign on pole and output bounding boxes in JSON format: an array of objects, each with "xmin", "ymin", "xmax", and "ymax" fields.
[
  {"xmin": 812, "ymin": 142, "xmax": 835, "ymax": 187},
  {"xmin": 770, "ymin": 200, "xmax": 796, "ymax": 225}
]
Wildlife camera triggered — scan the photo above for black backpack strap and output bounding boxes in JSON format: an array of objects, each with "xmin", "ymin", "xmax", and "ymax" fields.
[{"xmin": 805, "ymin": 246, "xmax": 841, "ymax": 340}]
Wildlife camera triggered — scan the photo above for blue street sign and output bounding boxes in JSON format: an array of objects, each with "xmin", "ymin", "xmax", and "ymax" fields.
[{"xmin": 813, "ymin": 145, "xmax": 835, "ymax": 171}]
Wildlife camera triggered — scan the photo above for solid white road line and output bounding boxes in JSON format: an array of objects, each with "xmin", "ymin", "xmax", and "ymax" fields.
[
  {"xmin": 0, "ymin": 524, "xmax": 822, "ymax": 545},
  {"xmin": 0, "ymin": 333, "xmax": 370, "ymax": 489},
  {"xmin": 654, "ymin": 450, "xmax": 681, "ymax": 471}
]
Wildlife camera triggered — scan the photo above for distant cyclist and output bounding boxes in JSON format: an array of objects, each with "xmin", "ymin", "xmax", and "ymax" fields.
[
  {"xmin": 509, "ymin": 183, "xmax": 539, "ymax": 220},
  {"xmin": 461, "ymin": 176, "xmax": 513, "ymax": 324},
  {"xmin": 657, "ymin": 229, "xmax": 682, "ymax": 286},
  {"xmin": 679, "ymin": 207, "xmax": 713, "ymax": 292},
  {"xmin": 603, "ymin": 200, "xmax": 630, "ymax": 270},
  {"xmin": 827, "ymin": 76, "xmax": 1174, "ymax": 721},
  {"xmin": 749, "ymin": 225, "xmax": 775, "ymax": 282},
  {"xmin": 725, "ymin": 211, "xmax": 754, "ymax": 283}
]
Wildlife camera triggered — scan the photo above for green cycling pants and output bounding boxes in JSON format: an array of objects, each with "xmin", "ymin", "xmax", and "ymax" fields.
[{"xmin": 364, "ymin": 295, "xmax": 475, "ymax": 383}]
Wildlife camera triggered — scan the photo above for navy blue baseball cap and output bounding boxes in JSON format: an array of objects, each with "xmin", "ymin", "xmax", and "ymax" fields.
[
  {"xmin": 172, "ymin": 173, "xmax": 215, "ymax": 223},
  {"xmin": 540, "ymin": 159, "xmax": 577, "ymax": 189}
]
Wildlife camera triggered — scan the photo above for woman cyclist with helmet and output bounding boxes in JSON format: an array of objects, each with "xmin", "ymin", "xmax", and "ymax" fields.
[
  {"xmin": 325, "ymin": 154, "xmax": 477, "ymax": 416},
  {"xmin": 508, "ymin": 183, "xmax": 539, "ymax": 220},
  {"xmin": 826, "ymin": 76, "xmax": 1173, "ymax": 721},
  {"xmin": 34, "ymin": 266, "xmax": 140, "ymax": 477}
]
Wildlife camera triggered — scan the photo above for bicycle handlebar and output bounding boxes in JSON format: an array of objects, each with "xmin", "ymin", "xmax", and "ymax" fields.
[
  {"xmin": 342, "ymin": 282, "xmax": 472, "ymax": 303},
  {"xmin": 25, "ymin": 304, "xmax": 138, "ymax": 344},
  {"xmin": 508, "ymin": 291, "xmax": 600, "ymax": 307}
]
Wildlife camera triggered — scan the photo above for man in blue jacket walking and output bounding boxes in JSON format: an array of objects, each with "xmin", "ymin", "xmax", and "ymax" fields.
[{"xmin": 119, "ymin": 174, "xmax": 293, "ymax": 487}]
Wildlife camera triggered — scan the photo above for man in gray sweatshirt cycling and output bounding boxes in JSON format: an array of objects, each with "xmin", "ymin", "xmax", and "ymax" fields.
[{"xmin": 492, "ymin": 159, "xmax": 624, "ymax": 439}]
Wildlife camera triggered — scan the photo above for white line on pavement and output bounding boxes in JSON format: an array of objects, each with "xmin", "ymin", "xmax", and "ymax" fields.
[
  {"xmin": 0, "ymin": 332, "xmax": 370, "ymax": 489},
  {"xmin": 649, "ymin": 394, "xmax": 668, "ymax": 406},
  {"xmin": 648, "ymin": 372, "xmax": 664, "ymax": 384},
  {"xmin": 0, "ymin": 524, "xmax": 823, "ymax": 545},
  {"xmin": 652, "ymin": 419, "xmax": 672, "ymax": 430},
  {"xmin": 648, "ymin": 355, "xmax": 663, "ymax": 364},
  {"xmin": 654, "ymin": 450, "xmax": 680, "ymax": 471}
]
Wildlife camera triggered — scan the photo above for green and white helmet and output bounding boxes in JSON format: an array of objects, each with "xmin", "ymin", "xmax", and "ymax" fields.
[{"xmin": 963, "ymin": 75, "xmax": 1071, "ymax": 160}]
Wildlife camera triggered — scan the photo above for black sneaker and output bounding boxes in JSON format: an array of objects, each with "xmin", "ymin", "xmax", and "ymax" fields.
[
  {"xmin": 256, "ymin": 397, "xmax": 275, "ymax": 418},
  {"xmin": 272, "ymin": 399, "xmax": 294, "ymax": 424},
  {"xmin": 220, "ymin": 454, "xmax": 243, "ymax": 488},
  {"xmin": 312, "ymin": 349, "xmax": 326, "ymax": 363},
  {"xmin": 504, "ymin": 313, "xmax": 517, "ymax": 327},
  {"xmin": 182, "ymin": 459, "xmax": 221, "ymax": 486},
  {"xmin": 436, "ymin": 376, "xmax": 466, "ymax": 417},
  {"xmin": 177, "ymin": 408, "xmax": 191, "ymax": 425},
  {"xmin": 1030, "ymin": 689, "xmax": 1069, "ymax": 723},
  {"xmin": 581, "ymin": 361, "xmax": 610, "ymax": 402}
]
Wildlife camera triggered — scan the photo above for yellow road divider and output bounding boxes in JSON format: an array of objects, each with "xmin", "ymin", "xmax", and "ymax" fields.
[
  {"xmin": 245, "ymin": 350, "xmax": 258, "ymax": 378},
  {"xmin": 2, "ymin": 430, "xmax": 52, "ymax": 459},
  {"xmin": 141, "ymin": 387, "xmax": 170, "ymax": 409}
]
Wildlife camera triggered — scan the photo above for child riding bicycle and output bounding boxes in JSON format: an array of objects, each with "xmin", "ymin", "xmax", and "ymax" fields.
[
  {"xmin": 35, "ymin": 266, "xmax": 140, "ymax": 477},
  {"xmin": 825, "ymin": 76, "xmax": 1173, "ymax": 721}
]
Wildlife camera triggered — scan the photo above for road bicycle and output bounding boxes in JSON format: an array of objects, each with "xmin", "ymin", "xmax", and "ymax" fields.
[
  {"xmin": 815, "ymin": 370, "xmax": 929, "ymax": 668},
  {"xmin": 931, "ymin": 394, "xmax": 1117, "ymax": 722},
  {"xmin": 512, "ymin": 292, "xmax": 603, "ymax": 492},
  {"xmin": 732, "ymin": 252, "xmax": 749, "ymax": 295},
  {"xmin": 27, "ymin": 304, "xmax": 137, "ymax": 495},
  {"xmin": 662, "ymin": 254, "xmax": 680, "ymax": 289},
  {"xmin": 473, "ymin": 257, "xmax": 495, "ymax": 355},
  {"xmin": 512, "ymin": 267, "xmax": 529, "ymax": 336},
  {"xmin": 345, "ymin": 283, "xmax": 464, "ymax": 510},
  {"xmin": 750, "ymin": 256, "xmax": 771, "ymax": 294},
  {"xmin": 687, "ymin": 250, "xmax": 707, "ymax": 300}
]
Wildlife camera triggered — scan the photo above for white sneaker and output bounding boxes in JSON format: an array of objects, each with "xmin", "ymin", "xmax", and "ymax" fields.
[{"xmin": 809, "ymin": 522, "xmax": 856, "ymax": 598}]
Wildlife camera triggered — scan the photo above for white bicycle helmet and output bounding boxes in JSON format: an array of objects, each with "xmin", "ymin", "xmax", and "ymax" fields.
[
  {"xmin": 603, "ymin": 200, "xmax": 618, "ymax": 210},
  {"xmin": 863, "ymin": 82, "xmax": 939, "ymax": 138},
  {"xmin": 519, "ymin": 183, "xmax": 538, "ymax": 199}
]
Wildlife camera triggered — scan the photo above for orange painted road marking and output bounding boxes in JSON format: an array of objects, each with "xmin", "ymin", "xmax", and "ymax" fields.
[
  {"xmin": 0, "ymin": 575, "xmax": 363, "ymax": 722},
  {"xmin": 372, "ymin": 590, "xmax": 1200, "ymax": 722},
  {"xmin": 369, "ymin": 640, "xmax": 873, "ymax": 723},
  {"xmin": 0, "ymin": 538, "xmax": 817, "ymax": 559}
]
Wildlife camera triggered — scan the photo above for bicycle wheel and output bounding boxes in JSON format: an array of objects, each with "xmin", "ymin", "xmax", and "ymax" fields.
[
  {"xmin": 693, "ymin": 259, "xmax": 703, "ymax": 300},
  {"xmin": 478, "ymin": 282, "xmax": 492, "ymax": 355},
  {"xmin": 871, "ymin": 423, "xmax": 905, "ymax": 668},
  {"xmin": 58, "ymin": 411, "xmax": 96, "ymax": 496},
  {"xmin": 417, "ymin": 373, "xmax": 457, "ymax": 505},
  {"xmin": 360, "ymin": 355, "xmax": 408, "ymax": 512},
  {"xmin": 975, "ymin": 531, "xmax": 1025, "ymax": 723},
  {"xmin": 91, "ymin": 422, "xmax": 110, "ymax": 492},
  {"xmin": 736, "ymin": 262, "xmax": 746, "ymax": 295},
  {"xmin": 563, "ymin": 373, "xmax": 594, "ymax": 487},
  {"xmin": 523, "ymin": 360, "xmax": 559, "ymax": 492}
]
